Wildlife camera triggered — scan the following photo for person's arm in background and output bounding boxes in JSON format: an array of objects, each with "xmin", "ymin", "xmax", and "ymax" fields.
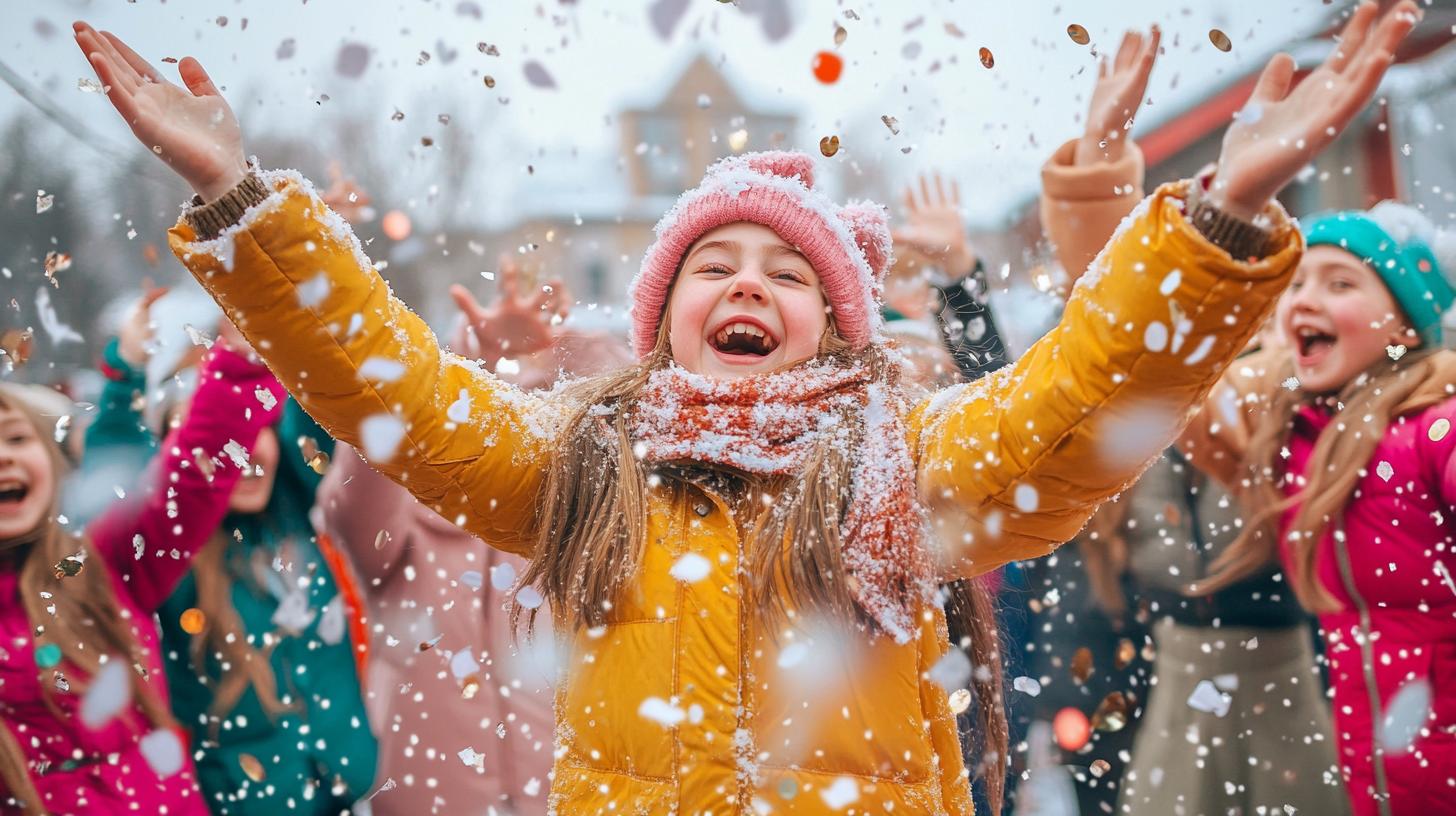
[
  {"xmin": 893, "ymin": 173, "xmax": 1011, "ymax": 380},
  {"xmin": 1040, "ymin": 27, "xmax": 1159, "ymax": 287},
  {"xmin": 87, "ymin": 333, "xmax": 284, "ymax": 611}
]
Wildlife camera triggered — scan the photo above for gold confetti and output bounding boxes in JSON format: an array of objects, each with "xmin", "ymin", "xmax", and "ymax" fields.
[
  {"xmin": 1114, "ymin": 638, "xmax": 1137, "ymax": 671},
  {"xmin": 1209, "ymin": 29, "xmax": 1232, "ymax": 52},
  {"xmin": 462, "ymin": 675, "xmax": 481, "ymax": 699},
  {"xmin": 239, "ymin": 753, "xmax": 266, "ymax": 782},
  {"xmin": 180, "ymin": 608, "xmax": 206, "ymax": 635},
  {"xmin": 0, "ymin": 329, "xmax": 34, "ymax": 367},
  {"xmin": 1430, "ymin": 418, "xmax": 1450, "ymax": 442},
  {"xmin": 297, "ymin": 436, "xmax": 330, "ymax": 475},
  {"xmin": 978, "ymin": 47, "xmax": 995, "ymax": 69},
  {"xmin": 1090, "ymin": 758, "xmax": 1112, "ymax": 777},
  {"xmin": 43, "ymin": 251, "xmax": 71, "ymax": 285},
  {"xmin": 947, "ymin": 688, "xmax": 973, "ymax": 714},
  {"xmin": 819, "ymin": 135, "xmax": 840, "ymax": 157},
  {"xmin": 1071, "ymin": 646, "xmax": 1093, "ymax": 684},
  {"xmin": 53, "ymin": 556, "xmax": 84, "ymax": 579},
  {"xmin": 419, "ymin": 634, "xmax": 444, "ymax": 653},
  {"xmin": 483, "ymin": 75, "xmax": 496, "ymax": 88},
  {"xmin": 374, "ymin": 529, "xmax": 391, "ymax": 551},
  {"xmin": 1067, "ymin": 24, "xmax": 1090, "ymax": 45},
  {"xmin": 833, "ymin": 25, "xmax": 847, "ymax": 46},
  {"xmin": 1091, "ymin": 691, "xmax": 1129, "ymax": 732}
]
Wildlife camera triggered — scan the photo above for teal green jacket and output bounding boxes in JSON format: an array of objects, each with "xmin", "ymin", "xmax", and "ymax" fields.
[{"xmin": 83, "ymin": 339, "xmax": 377, "ymax": 814}]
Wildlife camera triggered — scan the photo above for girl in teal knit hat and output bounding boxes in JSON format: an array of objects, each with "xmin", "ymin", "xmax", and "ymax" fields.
[{"xmin": 1194, "ymin": 201, "xmax": 1456, "ymax": 816}]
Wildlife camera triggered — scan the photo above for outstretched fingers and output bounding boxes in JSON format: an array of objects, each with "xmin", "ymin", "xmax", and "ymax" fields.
[
  {"xmin": 1250, "ymin": 52, "xmax": 1296, "ymax": 104},
  {"xmin": 448, "ymin": 284, "xmax": 486, "ymax": 322},
  {"xmin": 1327, "ymin": 1, "xmax": 1379, "ymax": 73},
  {"xmin": 100, "ymin": 30, "xmax": 164, "ymax": 85},
  {"xmin": 178, "ymin": 57, "xmax": 221, "ymax": 98}
]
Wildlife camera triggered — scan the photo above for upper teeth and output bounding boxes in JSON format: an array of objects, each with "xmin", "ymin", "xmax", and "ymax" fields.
[
  {"xmin": 716, "ymin": 322, "xmax": 773, "ymax": 347},
  {"xmin": 0, "ymin": 480, "xmax": 21, "ymax": 491},
  {"xmin": 1297, "ymin": 327, "xmax": 1323, "ymax": 338}
]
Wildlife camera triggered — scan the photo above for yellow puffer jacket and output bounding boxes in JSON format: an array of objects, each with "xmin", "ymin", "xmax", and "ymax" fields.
[{"xmin": 169, "ymin": 171, "xmax": 1301, "ymax": 815}]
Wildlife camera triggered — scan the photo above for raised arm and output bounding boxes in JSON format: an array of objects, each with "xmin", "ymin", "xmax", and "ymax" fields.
[
  {"xmin": 315, "ymin": 443, "xmax": 413, "ymax": 587},
  {"xmin": 915, "ymin": 1, "xmax": 1420, "ymax": 577},
  {"xmin": 86, "ymin": 343, "xmax": 283, "ymax": 611},
  {"xmin": 73, "ymin": 23, "xmax": 553, "ymax": 555},
  {"xmin": 1040, "ymin": 27, "xmax": 1157, "ymax": 285}
]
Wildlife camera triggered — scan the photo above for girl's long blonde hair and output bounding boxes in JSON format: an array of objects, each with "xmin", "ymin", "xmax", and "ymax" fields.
[
  {"xmin": 513, "ymin": 317, "xmax": 1010, "ymax": 813},
  {"xmin": 0, "ymin": 386, "xmax": 175, "ymax": 816},
  {"xmin": 1196, "ymin": 349, "xmax": 1449, "ymax": 612}
]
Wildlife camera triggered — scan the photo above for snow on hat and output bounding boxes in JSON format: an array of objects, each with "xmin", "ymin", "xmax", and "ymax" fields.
[{"xmin": 628, "ymin": 150, "xmax": 892, "ymax": 358}]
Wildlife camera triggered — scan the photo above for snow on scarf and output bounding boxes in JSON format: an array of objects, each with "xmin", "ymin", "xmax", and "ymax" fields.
[{"xmin": 629, "ymin": 357, "xmax": 934, "ymax": 642}]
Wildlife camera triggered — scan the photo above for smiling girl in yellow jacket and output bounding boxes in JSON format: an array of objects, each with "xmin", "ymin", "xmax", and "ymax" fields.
[{"xmin": 71, "ymin": 6, "xmax": 1416, "ymax": 813}]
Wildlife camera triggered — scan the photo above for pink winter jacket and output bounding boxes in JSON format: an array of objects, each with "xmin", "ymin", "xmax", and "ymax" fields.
[
  {"xmin": 315, "ymin": 445, "xmax": 554, "ymax": 816},
  {"xmin": 1282, "ymin": 388, "xmax": 1456, "ymax": 816},
  {"xmin": 0, "ymin": 347, "xmax": 283, "ymax": 816}
]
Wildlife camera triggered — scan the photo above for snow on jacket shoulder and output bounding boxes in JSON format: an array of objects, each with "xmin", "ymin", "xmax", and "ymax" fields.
[{"xmin": 168, "ymin": 170, "xmax": 1300, "ymax": 814}]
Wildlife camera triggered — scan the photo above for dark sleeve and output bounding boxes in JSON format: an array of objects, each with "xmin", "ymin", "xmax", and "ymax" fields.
[{"xmin": 935, "ymin": 261, "xmax": 1011, "ymax": 382}]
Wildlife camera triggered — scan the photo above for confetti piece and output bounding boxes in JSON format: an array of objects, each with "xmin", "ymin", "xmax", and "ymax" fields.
[
  {"xmin": 222, "ymin": 440, "xmax": 250, "ymax": 470},
  {"xmin": 297, "ymin": 273, "xmax": 332, "ymax": 308},
  {"xmin": 460, "ymin": 570, "xmax": 483, "ymax": 589},
  {"xmin": 1067, "ymin": 24, "xmax": 1090, "ymax": 45},
  {"xmin": 1091, "ymin": 691, "xmax": 1129, "ymax": 732},
  {"xmin": 336, "ymin": 42, "xmax": 371, "ymax": 78},
  {"xmin": 79, "ymin": 660, "xmax": 131, "ymax": 729},
  {"xmin": 880, "ymin": 115, "xmax": 900, "ymax": 136},
  {"xmin": 948, "ymin": 688, "xmax": 972, "ymax": 714},
  {"xmin": 483, "ymin": 75, "xmax": 496, "ymax": 89},
  {"xmin": 461, "ymin": 675, "xmax": 481, "ymax": 698},
  {"xmin": 491, "ymin": 561, "xmax": 517, "ymax": 591},
  {"xmin": 254, "ymin": 386, "xmax": 277, "ymax": 411},
  {"xmin": 36, "ymin": 191, "xmax": 53, "ymax": 214},
  {"xmin": 819, "ymin": 135, "xmax": 840, "ymax": 157},
  {"xmin": 239, "ymin": 753, "xmax": 266, "ymax": 782},
  {"xmin": 1054, "ymin": 707, "xmax": 1090, "ymax": 751},
  {"xmin": 1430, "ymin": 418, "xmax": 1451, "ymax": 442},
  {"xmin": 271, "ymin": 589, "xmax": 316, "ymax": 634},
  {"xmin": 373, "ymin": 529, "xmax": 391, "ymax": 551},
  {"xmin": 1115, "ymin": 638, "xmax": 1136, "ymax": 670},
  {"xmin": 777, "ymin": 641, "xmax": 809, "ymax": 669},
  {"xmin": 669, "ymin": 553, "xmax": 711, "ymax": 583},
  {"xmin": 77, "ymin": 77, "xmax": 104, "ymax": 93},
  {"xmin": 821, "ymin": 776, "xmax": 859, "ymax": 809},
  {"xmin": 36, "ymin": 288, "xmax": 81, "ymax": 344},
  {"xmin": 1090, "ymin": 758, "xmax": 1111, "ymax": 778},
  {"xmin": 35, "ymin": 643, "xmax": 62, "ymax": 668},
  {"xmin": 1209, "ymin": 29, "xmax": 1232, "ymax": 52},
  {"xmin": 53, "ymin": 555, "xmax": 84, "ymax": 579},
  {"xmin": 1159, "ymin": 269, "xmax": 1182, "ymax": 296},
  {"xmin": 419, "ymin": 634, "xmax": 444, "ymax": 652},
  {"xmin": 978, "ymin": 47, "xmax": 995, "ymax": 69},
  {"xmin": 728, "ymin": 129, "xmax": 749, "ymax": 152},
  {"xmin": 360, "ymin": 413, "xmax": 406, "ymax": 462},
  {"xmin": 1380, "ymin": 679, "xmax": 1431, "ymax": 753},
  {"xmin": 458, "ymin": 746, "xmax": 484, "ymax": 769},
  {"xmin": 382, "ymin": 210, "xmax": 412, "ymax": 241},
  {"xmin": 1070, "ymin": 646, "xmax": 1093, "ymax": 683},
  {"xmin": 638, "ymin": 696, "xmax": 686, "ymax": 726},
  {"xmin": 1282, "ymin": 377, "xmax": 1300, "ymax": 391},
  {"xmin": 812, "ymin": 50, "xmax": 843, "ymax": 83},
  {"xmin": 276, "ymin": 38, "xmax": 296, "ymax": 60},
  {"xmin": 516, "ymin": 586, "xmax": 544, "ymax": 609},
  {"xmin": 180, "ymin": 608, "xmax": 206, "ymax": 635},
  {"xmin": 1376, "ymin": 461, "xmax": 1394, "ymax": 482},
  {"xmin": 1388, "ymin": 344, "xmax": 1408, "ymax": 360},
  {"xmin": 1013, "ymin": 676, "xmax": 1041, "ymax": 697},
  {"xmin": 834, "ymin": 25, "xmax": 848, "ymax": 46},
  {"xmin": 298, "ymin": 436, "xmax": 330, "ymax": 475},
  {"xmin": 523, "ymin": 61, "xmax": 557, "ymax": 89},
  {"xmin": 359, "ymin": 356, "xmax": 407, "ymax": 383},
  {"xmin": 183, "ymin": 323, "xmax": 213, "ymax": 348},
  {"xmin": 928, "ymin": 649, "xmax": 972, "ymax": 691},
  {"xmin": 447, "ymin": 389, "xmax": 472, "ymax": 424},
  {"xmin": 1013, "ymin": 483, "xmax": 1038, "ymax": 512},
  {"xmin": 318, "ymin": 596, "xmax": 346, "ymax": 645},
  {"xmin": 450, "ymin": 648, "xmax": 481, "ymax": 680},
  {"xmin": 1186, "ymin": 679, "xmax": 1232, "ymax": 717},
  {"xmin": 0, "ymin": 329, "xmax": 34, "ymax": 367},
  {"xmin": 140, "ymin": 729, "xmax": 185, "ymax": 777}
]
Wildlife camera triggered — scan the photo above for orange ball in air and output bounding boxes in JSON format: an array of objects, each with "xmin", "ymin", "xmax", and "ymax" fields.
[
  {"xmin": 812, "ymin": 50, "xmax": 843, "ymax": 84},
  {"xmin": 381, "ymin": 209, "xmax": 412, "ymax": 241},
  {"xmin": 179, "ymin": 608, "xmax": 206, "ymax": 635},
  {"xmin": 1054, "ymin": 707, "xmax": 1091, "ymax": 751}
]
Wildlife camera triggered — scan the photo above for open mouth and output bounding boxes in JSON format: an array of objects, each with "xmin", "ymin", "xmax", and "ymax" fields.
[
  {"xmin": 707, "ymin": 320, "xmax": 780, "ymax": 358},
  {"xmin": 1295, "ymin": 326, "xmax": 1337, "ymax": 360},
  {"xmin": 0, "ymin": 480, "xmax": 29, "ymax": 506}
]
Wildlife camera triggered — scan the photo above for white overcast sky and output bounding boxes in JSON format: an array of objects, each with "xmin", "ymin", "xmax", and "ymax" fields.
[{"xmin": 0, "ymin": 0, "xmax": 1340, "ymax": 226}]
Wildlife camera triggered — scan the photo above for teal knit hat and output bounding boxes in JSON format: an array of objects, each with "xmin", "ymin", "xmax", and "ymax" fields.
[{"xmin": 1303, "ymin": 205, "xmax": 1456, "ymax": 344}]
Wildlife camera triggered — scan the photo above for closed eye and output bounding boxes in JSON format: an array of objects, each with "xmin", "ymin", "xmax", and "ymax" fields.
[
  {"xmin": 772, "ymin": 269, "xmax": 808, "ymax": 284},
  {"xmin": 694, "ymin": 264, "xmax": 732, "ymax": 277}
]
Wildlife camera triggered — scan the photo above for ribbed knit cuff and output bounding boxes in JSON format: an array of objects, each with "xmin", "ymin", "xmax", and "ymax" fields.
[
  {"xmin": 184, "ymin": 173, "xmax": 271, "ymax": 240},
  {"xmin": 1188, "ymin": 198, "xmax": 1273, "ymax": 261}
]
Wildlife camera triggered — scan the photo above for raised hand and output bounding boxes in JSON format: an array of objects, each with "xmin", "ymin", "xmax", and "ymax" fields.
[
  {"xmin": 322, "ymin": 162, "xmax": 373, "ymax": 223},
  {"xmin": 1076, "ymin": 26, "xmax": 1160, "ymax": 166},
  {"xmin": 1210, "ymin": 1, "xmax": 1419, "ymax": 221},
  {"xmin": 448, "ymin": 254, "xmax": 570, "ymax": 365},
  {"xmin": 890, "ymin": 173, "xmax": 976, "ymax": 279},
  {"xmin": 116, "ymin": 280, "xmax": 169, "ymax": 367},
  {"xmin": 73, "ymin": 22, "xmax": 247, "ymax": 202}
]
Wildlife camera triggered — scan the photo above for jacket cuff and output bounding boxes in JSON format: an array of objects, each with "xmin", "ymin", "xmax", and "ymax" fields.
[
  {"xmin": 1186, "ymin": 171, "xmax": 1275, "ymax": 260},
  {"xmin": 1040, "ymin": 137, "xmax": 1145, "ymax": 203},
  {"xmin": 184, "ymin": 173, "xmax": 272, "ymax": 240}
]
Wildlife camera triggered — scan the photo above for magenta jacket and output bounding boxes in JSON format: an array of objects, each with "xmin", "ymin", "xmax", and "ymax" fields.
[
  {"xmin": 0, "ymin": 347, "xmax": 283, "ymax": 815},
  {"xmin": 1281, "ymin": 394, "xmax": 1456, "ymax": 815},
  {"xmin": 315, "ymin": 445, "xmax": 553, "ymax": 816}
]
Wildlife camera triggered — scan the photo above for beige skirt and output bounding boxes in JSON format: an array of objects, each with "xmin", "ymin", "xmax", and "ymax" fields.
[{"xmin": 1118, "ymin": 619, "xmax": 1351, "ymax": 816}]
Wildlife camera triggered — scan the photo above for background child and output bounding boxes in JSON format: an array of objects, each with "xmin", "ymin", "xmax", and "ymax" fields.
[
  {"xmin": 0, "ymin": 340, "xmax": 282, "ymax": 814},
  {"xmin": 1190, "ymin": 201, "xmax": 1456, "ymax": 816}
]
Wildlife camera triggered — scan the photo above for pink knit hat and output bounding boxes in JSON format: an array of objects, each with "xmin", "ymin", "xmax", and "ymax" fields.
[{"xmin": 627, "ymin": 150, "xmax": 893, "ymax": 357}]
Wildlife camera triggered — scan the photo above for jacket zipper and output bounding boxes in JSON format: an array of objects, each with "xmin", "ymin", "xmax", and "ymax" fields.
[{"xmin": 1330, "ymin": 519, "xmax": 1393, "ymax": 816}]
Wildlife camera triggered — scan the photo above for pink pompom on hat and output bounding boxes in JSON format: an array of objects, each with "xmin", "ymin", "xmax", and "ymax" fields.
[{"xmin": 627, "ymin": 150, "xmax": 893, "ymax": 358}]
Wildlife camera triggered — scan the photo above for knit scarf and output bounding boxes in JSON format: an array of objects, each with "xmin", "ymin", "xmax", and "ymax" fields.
[{"xmin": 629, "ymin": 357, "xmax": 934, "ymax": 642}]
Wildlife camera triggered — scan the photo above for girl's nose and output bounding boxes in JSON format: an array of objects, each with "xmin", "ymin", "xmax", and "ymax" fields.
[{"xmin": 727, "ymin": 269, "xmax": 769, "ymax": 305}]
